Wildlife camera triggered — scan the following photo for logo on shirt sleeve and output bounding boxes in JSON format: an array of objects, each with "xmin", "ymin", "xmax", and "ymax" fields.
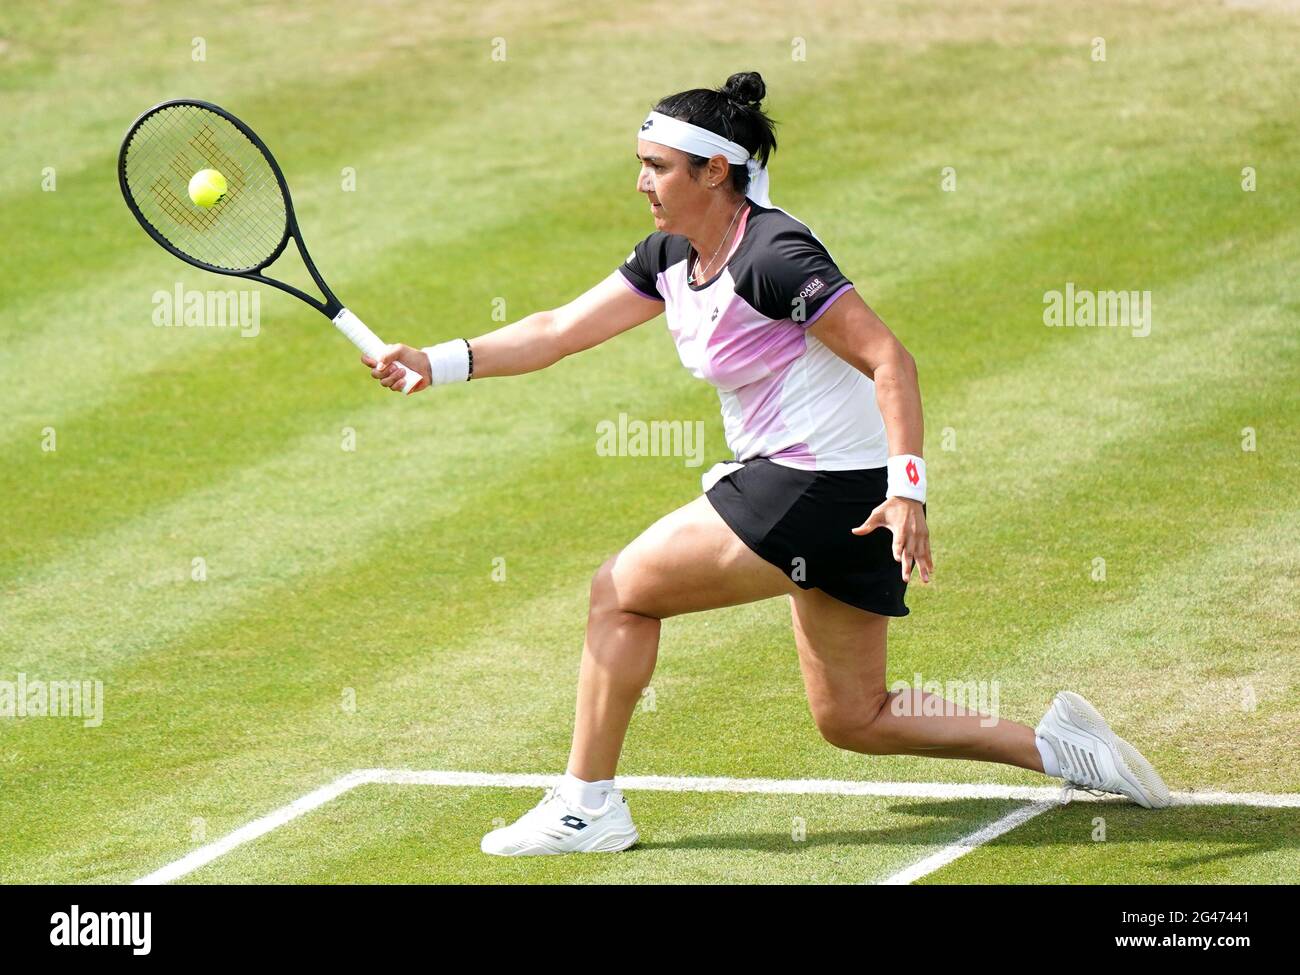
[
  {"xmin": 797, "ymin": 275, "xmax": 827, "ymax": 300},
  {"xmin": 626, "ymin": 250, "xmax": 637, "ymax": 264}
]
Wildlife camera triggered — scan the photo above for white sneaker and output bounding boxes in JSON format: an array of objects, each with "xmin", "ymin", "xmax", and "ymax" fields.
[
  {"xmin": 1036, "ymin": 691, "xmax": 1172, "ymax": 809},
  {"xmin": 480, "ymin": 785, "xmax": 639, "ymax": 856}
]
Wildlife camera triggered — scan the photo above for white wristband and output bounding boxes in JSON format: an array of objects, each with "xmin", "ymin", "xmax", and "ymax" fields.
[
  {"xmin": 886, "ymin": 454, "xmax": 926, "ymax": 503},
  {"xmin": 421, "ymin": 340, "xmax": 471, "ymax": 385}
]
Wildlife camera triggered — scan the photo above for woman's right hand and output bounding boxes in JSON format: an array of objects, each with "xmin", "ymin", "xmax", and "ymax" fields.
[{"xmin": 361, "ymin": 344, "xmax": 431, "ymax": 394}]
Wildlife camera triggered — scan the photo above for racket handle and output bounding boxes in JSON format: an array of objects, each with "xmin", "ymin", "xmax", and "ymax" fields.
[{"xmin": 333, "ymin": 307, "xmax": 423, "ymax": 394}]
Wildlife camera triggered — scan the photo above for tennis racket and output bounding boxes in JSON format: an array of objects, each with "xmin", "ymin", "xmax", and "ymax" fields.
[{"xmin": 118, "ymin": 98, "xmax": 422, "ymax": 393}]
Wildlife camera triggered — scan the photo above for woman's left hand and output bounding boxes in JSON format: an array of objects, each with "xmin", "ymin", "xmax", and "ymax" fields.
[{"xmin": 852, "ymin": 497, "xmax": 932, "ymax": 584}]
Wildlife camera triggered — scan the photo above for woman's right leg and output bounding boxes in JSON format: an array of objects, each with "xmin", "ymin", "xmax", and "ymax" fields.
[{"xmin": 566, "ymin": 493, "xmax": 800, "ymax": 781}]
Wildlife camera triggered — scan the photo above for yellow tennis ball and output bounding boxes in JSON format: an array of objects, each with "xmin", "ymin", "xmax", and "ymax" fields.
[{"xmin": 188, "ymin": 168, "xmax": 228, "ymax": 207}]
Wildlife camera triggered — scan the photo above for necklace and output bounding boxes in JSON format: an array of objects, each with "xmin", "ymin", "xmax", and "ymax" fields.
[{"xmin": 692, "ymin": 199, "xmax": 747, "ymax": 285}]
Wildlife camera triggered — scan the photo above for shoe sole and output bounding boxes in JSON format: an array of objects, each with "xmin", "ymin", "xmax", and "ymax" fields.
[
  {"xmin": 481, "ymin": 823, "xmax": 640, "ymax": 856},
  {"xmin": 1053, "ymin": 691, "xmax": 1171, "ymax": 809},
  {"xmin": 583, "ymin": 825, "xmax": 639, "ymax": 853}
]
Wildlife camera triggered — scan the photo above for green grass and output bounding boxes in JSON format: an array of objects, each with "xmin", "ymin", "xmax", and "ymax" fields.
[
  {"xmin": 177, "ymin": 788, "xmax": 1028, "ymax": 885},
  {"xmin": 920, "ymin": 802, "xmax": 1300, "ymax": 885},
  {"xmin": 1, "ymin": 0, "xmax": 1297, "ymax": 884}
]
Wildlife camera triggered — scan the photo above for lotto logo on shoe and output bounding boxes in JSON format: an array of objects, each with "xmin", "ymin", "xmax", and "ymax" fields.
[
  {"xmin": 797, "ymin": 276, "xmax": 826, "ymax": 300},
  {"xmin": 559, "ymin": 815, "xmax": 588, "ymax": 830}
]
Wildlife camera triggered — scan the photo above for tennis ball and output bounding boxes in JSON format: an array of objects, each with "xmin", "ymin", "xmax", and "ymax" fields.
[{"xmin": 188, "ymin": 168, "xmax": 228, "ymax": 208}]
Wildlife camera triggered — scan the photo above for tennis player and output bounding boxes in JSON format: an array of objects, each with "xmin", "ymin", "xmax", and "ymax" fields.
[{"xmin": 365, "ymin": 72, "xmax": 1171, "ymax": 855}]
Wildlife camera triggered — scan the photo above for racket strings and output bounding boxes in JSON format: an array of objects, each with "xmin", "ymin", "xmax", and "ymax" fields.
[
  {"xmin": 127, "ymin": 114, "xmax": 282, "ymax": 267},
  {"xmin": 129, "ymin": 107, "xmax": 285, "ymax": 265},
  {"xmin": 153, "ymin": 125, "xmax": 248, "ymax": 235},
  {"xmin": 128, "ymin": 106, "xmax": 283, "ymax": 259},
  {"xmin": 189, "ymin": 125, "xmax": 249, "ymax": 195},
  {"xmin": 122, "ymin": 103, "xmax": 289, "ymax": 272}
]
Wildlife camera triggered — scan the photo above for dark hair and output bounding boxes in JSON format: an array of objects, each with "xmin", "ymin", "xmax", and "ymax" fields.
[{"xmin": 652, "ymin": 71, "xmax": 778, "ymax": 196}]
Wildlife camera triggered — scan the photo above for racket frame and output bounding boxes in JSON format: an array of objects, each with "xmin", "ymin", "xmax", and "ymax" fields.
[{"xmin": 119, "ymin": 98, "xmax": 423, "ymax": 392}]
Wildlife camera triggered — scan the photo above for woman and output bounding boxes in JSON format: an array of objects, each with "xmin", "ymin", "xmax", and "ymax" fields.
[{"xmin": 364, "ymin": 72, "xmax": 1171, "ymax": 856}]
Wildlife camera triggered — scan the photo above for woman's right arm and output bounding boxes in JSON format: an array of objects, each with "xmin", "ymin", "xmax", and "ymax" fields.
[{"xmin": 366, "ymin": 271, "xmax": 664, "ymax": 389}]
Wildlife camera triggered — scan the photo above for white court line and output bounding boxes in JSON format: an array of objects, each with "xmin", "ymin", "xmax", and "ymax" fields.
[
  {"xmin": 877, "ymin": 801, "xmax": 1057, "ymax": 885},
  {"xmin": 363, "ymin": 770, "xmax": 1300, "ymax": 806},
  {"xmin": 133, "ymin": 770, "xmax": 376, "ymax": 886},
  {"xmin": 133, "ymin": 769, "xmax": 1300, "ymax": 885}
]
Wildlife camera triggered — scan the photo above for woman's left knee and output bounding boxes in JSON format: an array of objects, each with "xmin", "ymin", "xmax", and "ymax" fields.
[{"xmin": 812, "ymin": 693, "xmax": 891, "ymax": 752}]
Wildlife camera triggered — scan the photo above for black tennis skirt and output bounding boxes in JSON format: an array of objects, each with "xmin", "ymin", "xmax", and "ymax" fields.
[{"xmin": 704, "ymin": 457, "xmax": 923, "ymax": 618}]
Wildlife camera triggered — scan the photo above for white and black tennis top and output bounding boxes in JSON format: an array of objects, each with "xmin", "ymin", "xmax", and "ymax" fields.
[{"xmin": 617, "ymin": 201, "xmax": 888, "ymax": 470}]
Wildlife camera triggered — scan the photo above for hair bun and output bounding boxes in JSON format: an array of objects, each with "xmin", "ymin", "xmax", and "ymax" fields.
[{"xmin": 722, "ymin": 71, "xmax": 765, "ymax": 109}]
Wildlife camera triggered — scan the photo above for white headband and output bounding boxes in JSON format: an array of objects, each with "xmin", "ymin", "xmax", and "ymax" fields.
[{"xmin": 638, "ymin": 110, "xmax": 771, "ymax": 207}]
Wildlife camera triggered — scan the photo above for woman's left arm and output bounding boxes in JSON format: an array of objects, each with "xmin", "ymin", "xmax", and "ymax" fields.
[{"xmin": 807, "ymin": 288, "xmax": 932, "ymax": 584}]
